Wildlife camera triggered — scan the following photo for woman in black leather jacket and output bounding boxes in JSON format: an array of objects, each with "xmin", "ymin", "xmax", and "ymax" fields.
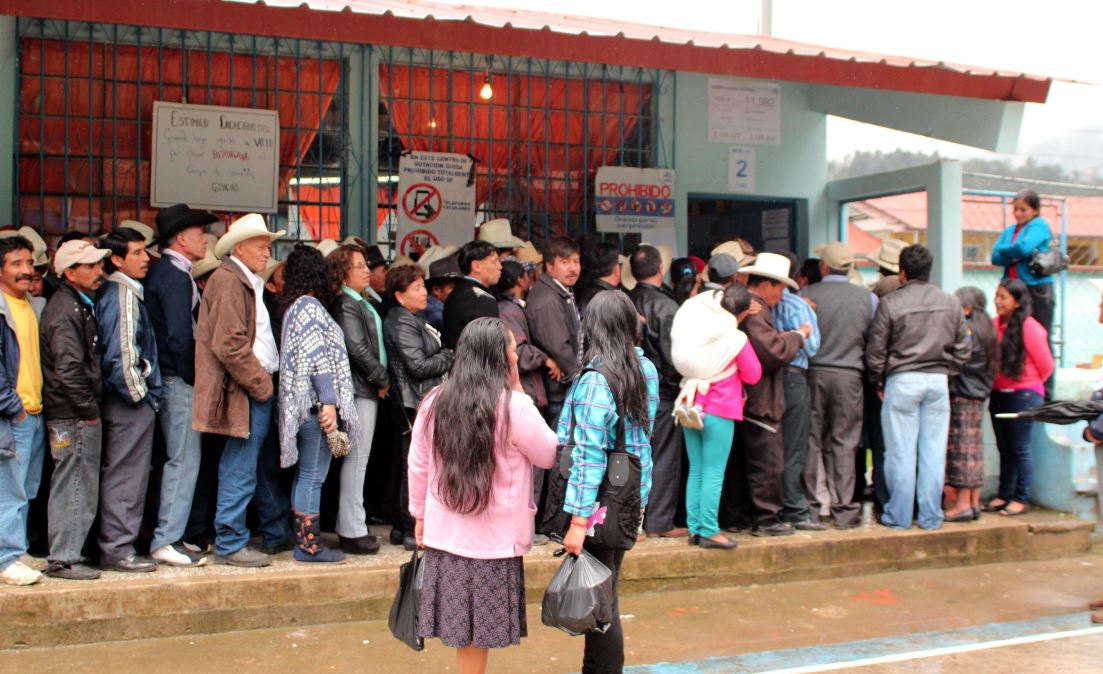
[
  {"xmin": 327, "ymin": 245, "xmax": 389, "ymax": 555},
  {"xmin": 383, "ymin": 264, "xmax": 453, "ymax": 549}
]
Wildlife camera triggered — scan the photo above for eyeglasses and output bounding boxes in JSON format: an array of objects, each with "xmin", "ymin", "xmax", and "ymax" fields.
[{"xmin": 349, "ymin": 263, "xmax": 369, "ymax": 270}]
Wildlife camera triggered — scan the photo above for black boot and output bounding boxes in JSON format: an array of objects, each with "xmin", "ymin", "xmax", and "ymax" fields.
[
  {"xmin": 339, "ymin": 535, "xmax": 381, "ymax": 555},
  {"xmin": 293, "ymin": 511, "xmax": 345, "ymax": 563}
]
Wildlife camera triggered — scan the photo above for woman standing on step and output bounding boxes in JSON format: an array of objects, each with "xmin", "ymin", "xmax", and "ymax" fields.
[
  {"xmin": 277, "ymin": 245, "xmax": 359, "ymax": 563},
  {"xmin": 409, "ymin": 317, "xmax": 557, "ymax": 674},
  {"xmin": 560, "ymin": 291, "xmax": 659, "ymax": 673},
  {"xmin": 986, "ymin": 279, "xmax": 1054, "ymax": 517}
]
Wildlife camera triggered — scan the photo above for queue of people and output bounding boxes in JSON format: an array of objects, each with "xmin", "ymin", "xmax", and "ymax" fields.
[{"xmin": 0, "ymin": 192, "xmax": 1066, "ymax": 671}]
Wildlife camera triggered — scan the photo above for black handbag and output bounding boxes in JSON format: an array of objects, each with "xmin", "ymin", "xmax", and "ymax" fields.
[{"xmin": 1030, "ymin": 245, "xmax": 1069, "ymax": 277}]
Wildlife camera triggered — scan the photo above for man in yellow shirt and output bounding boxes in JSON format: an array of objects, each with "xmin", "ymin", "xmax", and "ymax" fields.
[{"xmin": 0, "ymin": 235, "xmax": 47, "ymax": 586}]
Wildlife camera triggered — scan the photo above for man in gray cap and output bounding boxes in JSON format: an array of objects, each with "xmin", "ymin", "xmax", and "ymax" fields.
[
  {"xmin": 703, "ymin": 253, "xmax": 742, "ymax": 291},
  {"xmin": 800, "ymin": 242, "xmax": 878, "ymax": 528}
]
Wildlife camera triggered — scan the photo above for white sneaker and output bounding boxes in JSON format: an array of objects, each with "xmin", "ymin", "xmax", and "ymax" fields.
[
  {"xmin": 0, "ymin": 560, "xmax": 43, "ymax": 586},
  {"xmin": 152, "ymin": 544, "xmax": 202, "ymax": 567}
]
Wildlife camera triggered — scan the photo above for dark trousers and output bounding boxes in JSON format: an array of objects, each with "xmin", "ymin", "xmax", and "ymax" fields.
[
  {"xmin": 581, "ymin": 542, "xmax": 627, "ymax": 674},
  {"xmin": 807, "ymin": 368, "xmax": 864, "ymax": 527},
  {"xmin": 393, "ymin": 407, "xmax": 417, "ymax": 536},
  {"xmin": 865, "ymin": 383, "xmax": 889, "ymax": 509},
  {"xmin": 98, "ymin": 400, "xmax": 156, "ymax": 564},
  {"xmin": 254, "ymin": 420, "xmax": 292, "ymax": 548},
  {"xmin": 184, "ymin": 433, "xmax": 223, "ymax": 544},
  {"xmin": 721, "ymin": 421, "xmax": 784, "ymax": 528},
  {"xmin": 1027, "ymin": 283, "xmax": 1055, "ymax": 399},
  {"xmin": 990, "ymin": 389, "xmax": 1043, "ymax": 504},
  {"xmin": 781, "ymin": 369, "xmax": 813, "ymax": 523},
  {"xmin": 643, "ymin": 394, "xmax": 684, "ymax": 533},
  {"xmin": 534, "ymin": 400, "xmax": 564, "ymax": 523}
]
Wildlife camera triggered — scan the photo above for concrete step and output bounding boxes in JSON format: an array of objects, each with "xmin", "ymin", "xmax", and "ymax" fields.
[{"xmin": 0, "ymin": 511, "xmax": 1092, "ymax": 650}]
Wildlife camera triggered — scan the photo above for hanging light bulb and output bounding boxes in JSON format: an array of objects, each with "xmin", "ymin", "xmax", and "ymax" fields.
[{"xmin": 479, "ymin": 73, "xmax": 493, "ymax": 100}]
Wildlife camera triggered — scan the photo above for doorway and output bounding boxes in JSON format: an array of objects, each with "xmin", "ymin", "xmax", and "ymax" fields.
[{"xmin": 686, "ymin": 195, "xmax": 801, "ymax": 259}]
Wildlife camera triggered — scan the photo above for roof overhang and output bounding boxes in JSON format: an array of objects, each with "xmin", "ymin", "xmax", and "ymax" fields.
[{"xmin": 0, "ymin": 0, "xmax": 1057, "ymax": 104}]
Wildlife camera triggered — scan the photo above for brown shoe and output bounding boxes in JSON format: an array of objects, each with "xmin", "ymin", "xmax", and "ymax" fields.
[
  {"xmin": 1092, "ymin": 610, "xmax": 1103, "ymax": 624},
  {"xmin": 1090, "ymin": 597, "xmax": 1103, "ymax": 611},
  {"xmin": 647, "ymin": 527, "xmax": 689, "ymax": 538}
]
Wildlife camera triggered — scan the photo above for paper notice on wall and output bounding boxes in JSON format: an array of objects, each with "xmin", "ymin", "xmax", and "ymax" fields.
[
  {"xmin": 708, "ymin": 79, "xmax": 781, "ymax": 145},
  {"xmin": 728, "ymin": 146, "xmax": 756, "ymax": 193},
  {"xmin": 151, "ymin": 101, "xmax": 280, "ymax": 212},
  {"xmin": 762, "ymin": 208, "xmax": 791, "ymax": 252},
  {"xmin": 594, "ymin": 167, "xmax": 676, "ymax": 233},
  {"xmin": 395, "ymin": 152, "xmax": 477, "ymax": 256}
]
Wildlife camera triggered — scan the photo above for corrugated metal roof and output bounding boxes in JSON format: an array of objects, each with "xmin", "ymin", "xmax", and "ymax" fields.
[{"xmin": 231, "ymin": 0, "xmax": 1056, "ymax": 83}]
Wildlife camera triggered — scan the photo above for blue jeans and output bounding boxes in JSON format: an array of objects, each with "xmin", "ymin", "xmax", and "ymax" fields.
[
  {"xmin": 880, "ymin": 372, "xmax": 950, "ymax": 530},
  {"xmin": 291, "ymin": 414, "xmax": 332, "ymax": 515},
  {"xmin": 683, "ymin": 416, "xmax": 735, "ymax": 538},
  {"xmin": 214, "ymin": 396, "xmax": 273, "ymax": 557},
  {"xmin": 151, "ymin": 376, "xmax": 202, "ymax": 551},
  {"xmin": 990, "ymin": 389, "xmax": 1043, "ymax": 504},
  {"xmin": 0, "ymin": 413, "xmax": 44, "ymax": 569}
]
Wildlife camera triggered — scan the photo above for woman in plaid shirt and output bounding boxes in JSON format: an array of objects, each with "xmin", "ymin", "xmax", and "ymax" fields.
[{"xmin": 558, "ymin": 290, "xmax": 659, "ymax": 673}]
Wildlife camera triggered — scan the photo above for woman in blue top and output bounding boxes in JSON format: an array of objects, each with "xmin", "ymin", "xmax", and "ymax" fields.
[
  {"xmin": 559, "ymin": 290, "xmax": 659, "ymax": 674},
  {"xmin": 991, "ymin": 189, "xmax": 1055, "ymax": 336}
]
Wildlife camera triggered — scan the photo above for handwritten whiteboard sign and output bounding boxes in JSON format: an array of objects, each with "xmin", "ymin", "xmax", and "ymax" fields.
[
  {"xmin": 708, "ymin": 79, "xmax": 781, "ymax": 145},
  {"xmin": 151, "ymin": 101, "xmax": 279, "ymax": 212}
]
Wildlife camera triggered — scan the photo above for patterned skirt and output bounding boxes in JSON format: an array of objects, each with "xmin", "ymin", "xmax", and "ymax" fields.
[
  {"xmin": 946, "ymin": 395, "xmax": 985, "ymax": 488},
  {"xmin": 417, "ymin": 548, "xmax": 527, "ymax": 649}
]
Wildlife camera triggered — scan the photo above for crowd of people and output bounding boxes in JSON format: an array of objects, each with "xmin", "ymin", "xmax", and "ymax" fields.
[{"xmin": 0, "ymin": 188, "xmax": 1066, "ymax": 671}]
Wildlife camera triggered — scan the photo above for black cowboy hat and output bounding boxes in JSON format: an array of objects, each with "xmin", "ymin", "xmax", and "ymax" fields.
[{"xmin": 155, "ymin": 204, "xmax": 219, "ymax": 246}]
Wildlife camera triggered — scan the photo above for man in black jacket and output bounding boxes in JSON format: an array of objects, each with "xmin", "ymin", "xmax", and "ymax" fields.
[
  {"xmin": 576, "ymin": 241, "xmax": 622, "ymax": 314},
  {"xmin": 629, "ymin": 245, "xmax": 687, "ymax": 537},
  {"xmin": 144, "ymin": 205, "xmax": 216, "ymax": 568},
  {"xmin": 442, "ymin": 240, "xmax": 501, "ymax": 349},
  {"xmin": 40, "ymin": 240, "xmax": 110, "ymax": 580}
]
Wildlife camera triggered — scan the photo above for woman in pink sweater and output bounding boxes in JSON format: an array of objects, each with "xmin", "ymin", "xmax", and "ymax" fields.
[
  {"xmin": 987, "ymin": 279, "xmax": 1055, "ymax": 516},
  {"xmin": 408, "ymin": 317, "xmax": 556, "ymax": 674},
  {"xmin": 678, "ymin": 285, "xmax": 762, "ymax": 549}
]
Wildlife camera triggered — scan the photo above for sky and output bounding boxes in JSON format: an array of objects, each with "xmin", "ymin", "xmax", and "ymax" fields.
[{"xmin": 433, "ymin": 0, "xmax": 1101, "ymax": 167}]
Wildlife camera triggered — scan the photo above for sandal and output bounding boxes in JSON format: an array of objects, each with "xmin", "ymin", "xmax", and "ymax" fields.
[
  {"xmin": 981, "ymin": 499, "xmax": 1008, "ymax": 512},
  {"xmin": 999, "ymin": 503, "xmax": 1030, "ymax": 517}
]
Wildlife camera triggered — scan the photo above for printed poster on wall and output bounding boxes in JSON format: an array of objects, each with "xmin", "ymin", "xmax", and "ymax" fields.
[
  {"xmin": 728, "ymin": 146, "xmax": 756, "ymax": 193},
  {"xmin": 594, "ymin": 167, "xmax": 676, "ymax": 234},
  {"xmin": 762, "ymin": 208, "xmax": 791, "ymax": 252},
  {"xmin": 151, "ymin": 101, "xmax": 280, "ymax": 212},
  {"xmin": 394, "ymin": 152, "xmax": 477, "ymax": 256},
  {"xmin": 708, "ymin": 78, "xmax": 781, "ymax": 145}
]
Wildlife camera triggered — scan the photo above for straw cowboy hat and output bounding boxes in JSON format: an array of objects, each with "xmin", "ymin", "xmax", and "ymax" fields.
[
  {"xmin": 738, "ymin": 252, "xmax": 798, "ymax": 290},
  {"xmin": 192, "ymin": 249, "xmax": 221, "ymax": 279},
  {"xmin": 865, "ymin": 238, "xmax": 907, "ymax": 274},
  {"xmin": 417, "ymin": 244, "xmax": 459, "ymax": 274},
  {"xmin": 711, "ymin": 240, "xmax": 754, "ymax": 266},
  {"xmin": 820, "ymin": 241, "xmax": 855, "ymax": 272},
  {"xmin": 619, "ymin": 254, "xmax": 636, "ymax": 291},
  {"xmin": 391, "ymin": 254, "xmax": 417, "ymax": 269},
  {"xmin": 478, "ymin": 218, "xmax": 525, "ymax": 250},
  {"xmin": 259, "ymin": 256, "xmax": 287, "ymax": 284},
  {"xmin": 214, "ymin": 213, "xmax": 285, "ymax": 259},
  {"xmin": 0, "ymin": 226, "xmax": 49, "ymax": 267},
  {"xmin": 513, "ymin": 240, "xmax": 543, "ymax": 266},
  {"xmin": 314, "ymin": 239, "xmax": 340, "ymax": 258}
]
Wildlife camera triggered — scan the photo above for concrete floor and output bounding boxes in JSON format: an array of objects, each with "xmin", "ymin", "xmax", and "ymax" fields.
[{"xmin": 5, "ymin": 554, "xmax": 1103, "ymax": 673}]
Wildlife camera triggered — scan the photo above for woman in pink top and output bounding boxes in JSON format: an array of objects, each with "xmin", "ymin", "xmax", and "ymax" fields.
[
  {"xmin": 987, "ymin": 279, "xmax": 1055, "ymax": 516},
  {"xmin": 680, "ymin": 285, "xmax": 762, "ymax": 549},
  {"xmin": 408, "ymin": 317, "xmax": 556, "ymax": 674}
]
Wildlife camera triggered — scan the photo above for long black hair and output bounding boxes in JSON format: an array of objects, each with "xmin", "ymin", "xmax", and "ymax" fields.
[
  {"xmin": 280, "ymin": 244, "xmax": 337, "ymax": 311},
  {"xmin": 997, "ymin": 278, "xmax": 1032, "ymax": 379},
  {"xmin": 955, "ymin": 286, "xmax": 998, "ymax": 376},
  {"xmin": 669, "ymin": 257, "xmax": 699, "ymax": 305},
  {"xmin": 580, "ymin": 291, "xmax": 649, "ymax": 424},
  {"xmin": 429, "ymin": 317, "xmax": 512, "ymax": 515}
]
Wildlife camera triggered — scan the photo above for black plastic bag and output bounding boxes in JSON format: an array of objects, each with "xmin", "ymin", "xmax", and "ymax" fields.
[
  {"xmin": 541, "ymin": 548, "xmax": 614, "ymax": 636},
  {"xmin": 388, "ymin": 548, "xmax": 425, "ymax": 651}
]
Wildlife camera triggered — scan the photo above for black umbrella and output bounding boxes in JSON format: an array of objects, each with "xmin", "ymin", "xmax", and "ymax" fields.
[{"xmin": 994, "ymin": 399, "xmax": 1103, "ymax": 424}]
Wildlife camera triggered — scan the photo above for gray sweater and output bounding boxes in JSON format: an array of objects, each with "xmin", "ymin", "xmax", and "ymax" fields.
[{"xmin": 801, "ymin": 278, "xmax": 876, "ymax": 373}]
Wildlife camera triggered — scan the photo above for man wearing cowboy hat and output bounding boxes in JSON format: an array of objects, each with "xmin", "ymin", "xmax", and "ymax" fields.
[
  {"xmin": 865, "ymin": 244, "xmax": 970, "ymax": 531},
  {"xmin": 721, "ymin": 253, "xmax": 810, "ymax": 537},
  {"xmin": 193, "ymin": 213, "xmax": 284, "ymax": 567},
  {"xmin": 800, "ymin": 242, "xmax": 878, "ymax": 530},
  {"xmin": 144, "ymin": 204, "xmax": 218, "ymax": 567},
  {"xmin": 423, "ymin": 255, "xmax": 461, "ymax": 333},
  {"xmin": 477, "ymin": 218, "xmax": 526, "ymax": 255},
  {"xmin": 866, "ymin": 238, "xmax": 907, "ymax": 298}
]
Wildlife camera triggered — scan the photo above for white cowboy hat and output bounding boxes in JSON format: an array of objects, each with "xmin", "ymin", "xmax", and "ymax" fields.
[
  {"xmin": 710, "ymin": 240, "xmax": 754, "ymax": 266},
  {"xmin": 619, "ymin": 254, "xmax": 636, "ymax": 291},
  {"xmin": 259, "ymin": 256, "xmax": 287, "ymax": 283},
  {"xmin": 214, "ymin": 213, "xmax": 285, "ymax": 259},
  {"xmin": 738, "ymin": 252, "xmax": 798, "ymax": 290},
  {"xmin": 192, "ymin": 249, "xmax": 221, "ymax": 279},
  {"xmin": 478, "ymin": 218, "xmax": 525, "ymax": 250},
  {"xmin": 314, "ymin": 239, "xmax": 339, "ymax": 258},
  {"xmin": 0, "ymin": 226, "xmax": 49, "ymax": 267},
  {"xmin": 865, "ymin": 238, "xmax": 907, "ymax": 274},
  {"xmin": 391, "ymin": 254, "xmax": 417, "ymax": 269},
  {"xmin": 118, "ymin": 220, "xmax": 156, "ymax": 247},
  {"xmin": 417, "ymin": 244, "xmax": 459, "ymax": 274}
]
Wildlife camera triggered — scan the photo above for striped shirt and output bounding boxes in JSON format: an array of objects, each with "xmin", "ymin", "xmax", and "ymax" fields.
[
  {"xmin": 559, "ymin": 347, "xmax": 659, "ymax": 517},
  {"xmin": 773, "ymin": 289, "xmax": 820, "ymax": 370}
]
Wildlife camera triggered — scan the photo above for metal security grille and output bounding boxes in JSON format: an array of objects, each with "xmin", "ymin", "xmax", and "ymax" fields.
[
  {"xmin": 15, "ymin": 18, "xmax": 354, "ymax": 243},
  {"xmin": 377, "ymin": 47, "xmax": 665, "ymax": 244}
]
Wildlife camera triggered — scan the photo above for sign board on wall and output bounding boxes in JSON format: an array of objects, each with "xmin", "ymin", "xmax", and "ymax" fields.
[
  {"xmin": 594, "ymin": 167, "xmax": 676, "ymax": 234},
  {"xmin": 151, "ymin": 101, "xmax": 279, "ymax": 212},
  {"xmin": 708, "ymin": 79, "xmax": 781, "ymax": 145},
  {"xmin": 762, "ymin": 208, "xmax": 791, "ymax": 252},
  {"xmin": 394, "ymin": 152, "xmax": 477, "ymax": 256},
  {"xmin": 728, "ymin": 146, "xmax": 756, "ymax": 193}
]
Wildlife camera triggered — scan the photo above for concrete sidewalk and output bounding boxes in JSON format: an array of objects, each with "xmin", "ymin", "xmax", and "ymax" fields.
[{"xmin": 0, "ymin": 508, "xmax": 1092, "ymax": 649}]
